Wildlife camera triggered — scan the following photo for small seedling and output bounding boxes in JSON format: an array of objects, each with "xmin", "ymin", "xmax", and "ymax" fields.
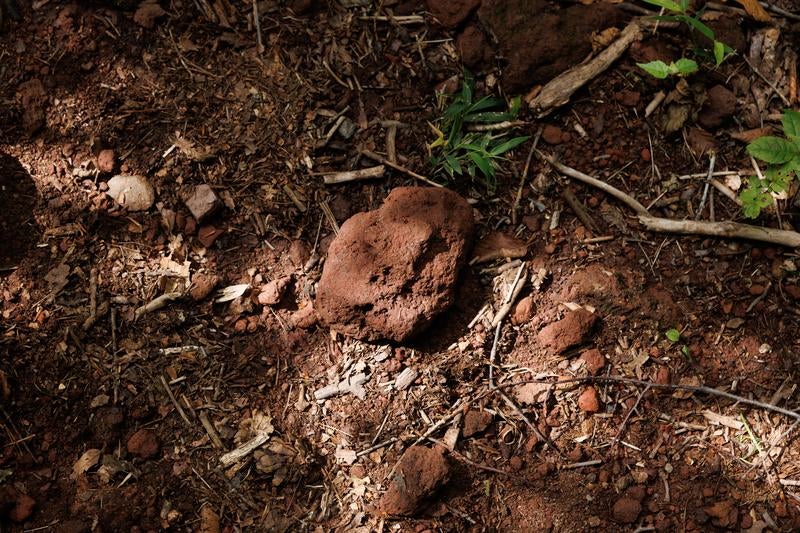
[
  {"xmin": 665, "ymin": 328, "xmax": 681, "ymax": 342},
  {"xmin": 430, "ymin": 72, "xmax": 529, "ymax": 190},
  {"xmin": 637, "ymin": 0, "xmax": 733, "ymax": 78},
  {"xmin": 740, "ymin": 110, "xmax": 800, "ymax": 218}
]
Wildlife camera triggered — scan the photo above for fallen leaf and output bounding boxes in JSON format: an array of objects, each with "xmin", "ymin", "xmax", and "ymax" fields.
[
  {"xmin": 734, "ymin": 0, "xmax": 772, "ymax": 22},
  {"xmin": 71, "ymin": 449, "xmax": 101, "ymax": 479},
  {"xmin": 214, "ymin": 284, "xmax": 250, "ymax": 303},
  {"xmin": 726, "ymin": 318, "xmax": 745, "ymax": 329}
]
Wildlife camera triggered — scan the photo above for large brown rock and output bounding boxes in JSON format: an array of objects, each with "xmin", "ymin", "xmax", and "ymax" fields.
[
  {"xmin": 316, "ymin": 187, "xmax": 474, "ymax": 342},
  {"xmin": 478, "ymin": 0, "xmax": 622, "ymax": 92},
  {"xmin": 376, "ymin": 445, "xmax": 450, "ymax": 516}
]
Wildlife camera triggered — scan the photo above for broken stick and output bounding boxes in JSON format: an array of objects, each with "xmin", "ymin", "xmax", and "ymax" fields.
[
  {"xmin": 528, "ymin": 20, "xmax": 642, "ymax": 116},
  {"xmin": 323, "ymin": 165, "xmax": 385, "ymax": 185}
]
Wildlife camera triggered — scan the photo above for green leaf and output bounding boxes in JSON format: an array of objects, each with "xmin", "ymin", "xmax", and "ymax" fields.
[
  {"xmin": 747, "ymin": 136, "xmax": 800, "ymax": 164},
  {"xmin": 672, "ymin": 58, "xmax": 698, "ymax": 76},
  {"xmin": 637, "ymin": 60, "xmax": 670, "ymax": 79},
  {"xmin": 489, "ymin": 135, "xmax": 529, "ymax": 156},
  {"xmin": 739, "ymin": 180, "xmax": 773, "ymax": 219},
  {"xmin": 642, "ymin": 0, "xmax": 683, "ymax": 13},
  {"xmin": 464, "ymin": 111, "xmax": 516, "ymax": 124},
  {"xmin": 713, "ymin": 41, "xmax": 725, "ymax": 66},
  {"xmin": 468, "ymin": 151, "xmax": 493, "ymax": 177},
  {"xmin": 781, "ymin": 109, "xmax": 800, "ymax": 141},
  {"xmin": 680, "ymin": 15, "xmax": 715, "ymax": 40},
  {"xmin": 666, "ymin": 328, "xmax": 681, "ymax": 342}
]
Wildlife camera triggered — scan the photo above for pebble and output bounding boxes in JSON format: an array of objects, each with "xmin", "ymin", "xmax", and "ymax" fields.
[
  {"xmin": 579, "ymin": 348, "xmax": 605, "ymax": 375},
  {"xmin": 612, "ymin": 497, "xmax": 641, "ymax": 523},
  {"xmin": 97, "ymin": 149, "xmax": 116, "ymax": 173},
  {"xmin": 542, "ymin": 125, "xmax": 565, "ymax": 145},
  {"xmin": 577, "ymin": 386, "xmax": 600, "ymax": 413},
  {"xmin": 511, "ymin": 296, "xmax": 534, "ymax": 325},
  {"xmin": 127, "ymin": 429, "xmax": 160, "ymax": 459},
  {"xmin": 106, "ymin": 175, "xmax": 155, "ymax": 212},
  {"xmin": 197, "ymin": 225, "xmax": 223, "ymax": 248},
  {"xmin": 182, "ymin": 184, "xmax": 221, "ymax": 223},
  {"xmin": 189, "ymin": 273, "xmax": 219, "ymax": 301}
]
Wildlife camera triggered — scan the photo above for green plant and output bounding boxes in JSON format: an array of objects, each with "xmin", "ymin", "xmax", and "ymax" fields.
[
  {"xmin": 665, "ymin": 328, "xmax": 681, "ymax": 342},
  {"xmin": 430, "ymin": 72, "xmax": 529, "ymax": 190},
  {"xmin": 637, "ymin": 0, "xmax": 733, "ymax": 78},
  {"xmin": 740, "ymin": 110, "xmax": 800, "ymax": 218}
]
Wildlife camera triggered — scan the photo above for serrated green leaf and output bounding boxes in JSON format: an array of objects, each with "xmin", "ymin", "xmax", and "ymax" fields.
[
  {"xmin": 642, "ymin": 0, "xmax": 683, "ymax": 12},
  {"xmin": 673, "ymin": 58, "xmax": 698, "ymax": 76},
  {"xmin": 713, "ymin": 41, "xmax": 725, "ymax": 66},
  {"xmin": 747, "ymin": 136, "xmax": 800, "ymax": 164},
  {"xmin": 666, "ymin": 328, "xmax": 681, "ymax": 342},
  {"xmin": 638, "ymin": 60, "xmax": 670, "ymax": 79}
]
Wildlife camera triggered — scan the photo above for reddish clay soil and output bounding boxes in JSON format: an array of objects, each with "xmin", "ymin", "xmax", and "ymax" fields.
[{"xmin": 2, "ymin": 1, "xmax": 800, "ymax": 532}]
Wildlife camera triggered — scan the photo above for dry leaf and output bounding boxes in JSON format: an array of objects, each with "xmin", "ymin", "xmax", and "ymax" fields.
[
  {"xmin": 672, "ymin": 375, "xmax": 701, "ymax": 399},
  {"xmin": 734, "ymin": 0, "xmax": 772, "ymax": 22},
  {"xmin": 214, "ymin": 283, "xmax": 250, "ymax": 303},
  {"xmin": 71, "ymin": 449, "xmax": 102, "ymax": 479}
]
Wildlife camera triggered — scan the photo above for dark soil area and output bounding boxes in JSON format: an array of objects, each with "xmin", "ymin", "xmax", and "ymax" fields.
[{"xmin": 2, "ymin": 0, "xmax": 800, "ymax": 531}]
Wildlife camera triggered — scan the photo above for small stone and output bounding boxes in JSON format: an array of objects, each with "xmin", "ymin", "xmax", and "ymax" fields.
[
  {"xmin": 106, "ymin": 175, "xmax": 155, "ymax": 212},
  {"xmin": 291, "ymin": 303, "xmax": 317, "ymax": 329},
  {"xmin": 698, "ymin": 85, "xmax": 736, "ymax": 129},
  {"xmin": 655, "ymin": 366, "xmax": 670, "ymax": 385},
  {"xmin": 748, "ymin": 284, "xmax": 765, "ymax": 296},
  {"xmin": 640, "ymin": 148, "xmax": 651, "ymax": 162},
  {"xmin": 189, "ymin": 273, "xmax": 220, "ymax": 301},
  {"xmin": 257, "ymin": 276, "xmax": 292, "ymax": 306},
  {"xmin": 9, "ymin": 493, "xmax": 35, "ymax": 522},
  {"xmin": 375, "ymin": 445, "xmax": 450, "ymax": 516},
  {"xmin": 127, "ymin": 429, "xmax": 160, "ymax": 459},
  {"xmin": 182, "ymin": 184, "xmax": 221, "ymax": 223},
  {"xmin": 612, "ymin": 497, "xmax": 641, "ymax": 524},
  {"xmin": 537, "ymin": 309, "xmax": 599, "ymax": 355},
  {"xmin": 233, "ymin": 318, "xmax": 248, "ymax": 333},
  {"xmin": 577, "ymin": 386, "xmax": 600, "ymax": 413},
  {"xmin": 197, "ymin": 225, "xmax": 223, "ymax": 248},
  {"xmin": 579, "ymin": 348, "xmax": 605, "ymax": 375},
  {"xmin": 97, "ymin": 149, "xmax": 116, "ymax": 173},
  {"xmin": 462, "ymin": 409, "xmax": 492, "ymax": 438},
  {"xmin": 616, "ymin": 90, "xmax": 641, "ymax": 107},
  {"xmin": 511, "ymin": 296, "xmax": 534, "ymax": 325},
  {"xmin": 542, "ymin": 125, "xmax": 564, "ymax": 145},
  {"xmin": 509, "ymin": 456, "xmax": 523, "ymax": 471}
]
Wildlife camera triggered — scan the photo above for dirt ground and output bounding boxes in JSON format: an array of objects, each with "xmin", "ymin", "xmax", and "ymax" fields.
[{"xmin": 2, "ymin": 0, "xmax": 800, "ymax": 531}]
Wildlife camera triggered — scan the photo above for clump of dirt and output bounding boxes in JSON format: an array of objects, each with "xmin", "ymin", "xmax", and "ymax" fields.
[
  {"xmin": 316, "ymin": 187, "xmax": 475, "ymax": 342},
  {"xmin": 376, "ymin": 445, "xmax": 450, "ymax": 516}
]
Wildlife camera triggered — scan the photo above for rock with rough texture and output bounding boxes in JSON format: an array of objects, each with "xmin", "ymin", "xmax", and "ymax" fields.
[
  {"xmin": 258, "ymin": 276, "xmax": 292, "ymax": 306},
  {"xmin": 537, "ymin": 309, "xmax": 599, "ymax": 355},
  {"xmin": 612, "ymin": 496, "xmax": 641, "ymax": 523},
  {"xmin": 127, "ymin": 428, "xmax": 160, "ymax": 459},
  {"xmin": 577, "ymin": 386, "xmax": 600, "ymax": 413},
  {"xmin": 316, "ymin": 187, "xmax": 474, "ymax": 342},
  {"xmin": 511, "ymin": 295, "xmax": 534, "ymax": 325},
  {"xmin": 478, "ymin": 0, "xmax": 622, "ymax": 92},
  {"xmin": 97, "ymin": 149, "xmax": 116, "ymax": 173},
  {"xmin": 106, "ymin": 175, "xmax": 155, "ymax": 212},
  {"xmin": 426, "ymin": 0, "xmax": 480, "ymax": 28},
  {"xmin": 376, "ymin": 445, "xmax": 450, "ymax": 516},
  {"xmin": 462, "ymin": 409, "xmax": 493, "ymax": 438},
  {"xmin": 182, "ymin": 184, "xmax": 221, "ymax": 222},
  {"xmin": 579, "ymin": 348, "xmax": 605, "ymax": 375},
  {"xmin": 698, "ymin": 85, "xmax": 736, "ymax": 129},
  {"xmin": 189, "ymin": 273, "xmax": 219, "ymax": 301}
]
